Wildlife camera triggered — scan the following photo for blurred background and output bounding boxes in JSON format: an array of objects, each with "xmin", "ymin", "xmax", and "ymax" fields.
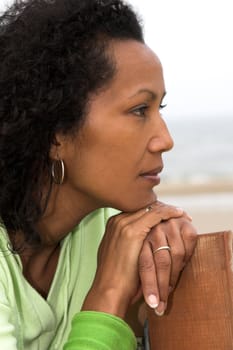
[
  {"xmin": 0, "ymin": 0, "xmax": 232, "ymax": 232},
  {"xmin": 129, "ymin": 0, "xmax": 233, "ymax": 233}
]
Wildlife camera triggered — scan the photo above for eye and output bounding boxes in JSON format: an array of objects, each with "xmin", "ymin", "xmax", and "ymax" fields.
[{"xmin": 130, "ymin": 104, "xmax": 149, "ymax": 117}]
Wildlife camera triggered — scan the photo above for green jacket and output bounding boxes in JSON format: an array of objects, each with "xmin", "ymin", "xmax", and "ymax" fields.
[{"xmin": 0, "ymin": 208, "xmax": 136, "ymax": 350}]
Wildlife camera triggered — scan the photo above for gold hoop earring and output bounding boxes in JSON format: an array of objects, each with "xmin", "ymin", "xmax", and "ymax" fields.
[{"xmin": 51, "ymin": 158, "xmax": 65, "ymax": 185}]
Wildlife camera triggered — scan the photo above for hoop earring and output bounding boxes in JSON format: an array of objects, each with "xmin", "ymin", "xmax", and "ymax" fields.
[{"xmin": 51, "ymin": 158, "xmax": 65, "ymax": 185}]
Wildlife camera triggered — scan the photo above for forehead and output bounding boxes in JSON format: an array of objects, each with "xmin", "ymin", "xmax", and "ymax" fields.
[
  {"xmin": 112, "ymin": 40, "xmax": 162, "ymax": 70},
  {"xmin": 106, "ymin": 39, "xmax": 165, "ymax": 97}
]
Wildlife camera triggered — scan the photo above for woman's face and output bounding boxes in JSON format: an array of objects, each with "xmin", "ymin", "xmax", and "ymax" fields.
[{"xmin": 60, "ymin": 40, "xmax": 173, "ymax": 212}]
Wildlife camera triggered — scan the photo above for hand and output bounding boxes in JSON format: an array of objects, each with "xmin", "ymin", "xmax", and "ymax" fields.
[
  {"xmin": 82, "ymin": 202, "xmax": 184, "ymax": 319},
  {"xmin": 138, "ymin": 209, "xmax": 197, "ymax": 316}
]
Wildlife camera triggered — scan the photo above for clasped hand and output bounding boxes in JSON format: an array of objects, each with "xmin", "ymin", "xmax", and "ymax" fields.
[{"xmin": 82, "ymin": 201, "xmax": 197, "ymax": 318}]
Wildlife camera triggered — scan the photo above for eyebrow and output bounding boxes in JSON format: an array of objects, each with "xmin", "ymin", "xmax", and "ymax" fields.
[{"xmin": 129, "ymin": 89, "xmax": 166, "ymax": 101}]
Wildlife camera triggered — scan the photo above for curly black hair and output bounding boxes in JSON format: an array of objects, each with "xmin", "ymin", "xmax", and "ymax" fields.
[{"xmin": 0, "ymin": 0, "xmax": 144, "ymax": 246}]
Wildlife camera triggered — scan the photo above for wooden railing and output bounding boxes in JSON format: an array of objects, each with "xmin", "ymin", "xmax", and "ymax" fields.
[{"xmin": 147, "ymin": 231, "xmax": 233, "ymax": 349}]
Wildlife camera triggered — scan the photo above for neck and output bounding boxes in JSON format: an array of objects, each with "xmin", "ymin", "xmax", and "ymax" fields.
[
  {"xmin": 20, "ymin": 242, "xmax": 60, "ymax": 298},
  {"xmin": 36, "ymin": 182, "xmax": 101, "ymax": 246},
  {"xmin": 9, "ymin": 183, "xmax": 101, "ymax": 298}
]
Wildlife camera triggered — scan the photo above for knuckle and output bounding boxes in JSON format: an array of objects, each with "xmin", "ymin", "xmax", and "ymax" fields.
[
  {"xmin": 139, "ymin": 256, "xmax": 154, "ymax": 273},
  {"xmin": 106, "ymin": 213, "xmax": 121, "ymax": 227},
  {"xmin": 123, "ymin": 222, "xmax": 148, "ymax": 240},
  {"xmin": 161, "ymin": 220, "xmax": 179, "ymax": 234},
  {"xmin": 183, "ymin": 226, "xmax": 198, "ymax": 243},
  {"xmin": 121, "ymin": 223, "xmax": 134, "ymax": 238},
  {"xmin": 160, "ymin": 220, "xmax": 174, "ymax": 231},
  {"xmin": 155, "ymin": 255, "xmax": 171, "ymax": 270},
  {"xmin": 117, "ymin": 218, "xmax": 127, "ymax": 230},
  {"xmin": 172, "ymin": 249, "xmax": 185, "ymax": 262},
  {"xmin": 166, "ymin": 217, "xmax": 182, "ymax": 228},
  {"xmin": 147, "ymin": 225, "xmax": 164, "ymax": 241},
  {"xmin": 190, "ymin": 229, "xmax": 198, "ymax": 241},
  {"xmin": 113, "ymin": 216, "xmax": 130, "ymax": 231}
]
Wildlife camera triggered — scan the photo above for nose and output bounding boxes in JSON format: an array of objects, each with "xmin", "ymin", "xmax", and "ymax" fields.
[{"xmin": 148, "ymin": 116, "xmax": 174, "ymax": 153}]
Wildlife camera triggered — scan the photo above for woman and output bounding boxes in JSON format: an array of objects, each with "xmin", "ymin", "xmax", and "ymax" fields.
[{"xmin": 0, "ymin": 0, "xmax": 197, "ymax": 349}]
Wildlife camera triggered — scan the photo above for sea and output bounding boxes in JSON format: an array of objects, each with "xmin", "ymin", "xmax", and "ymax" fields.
[
  {"xmin": 161, "ymin": 115, "xmax": 232, "ymax": 185},
  {"xmin": 157, "ymin": 114, "xmax": 233, "ymax": 210}
]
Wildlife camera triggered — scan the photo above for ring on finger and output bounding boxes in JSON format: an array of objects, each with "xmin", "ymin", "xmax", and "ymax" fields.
[
  {"xmin": 152, "ymin": 245, "xmax": 171, "ymax": 254},
  {"xmin": 145, "ymin": 205, "xmax": 153, "ymax": 212}
]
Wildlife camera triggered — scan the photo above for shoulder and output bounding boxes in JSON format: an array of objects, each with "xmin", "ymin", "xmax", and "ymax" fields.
[
  {"xmin": 0, "ymin": 223, "xmax": 9, "ymax": 248},
  {"xmin": 0, "ymin": 224, "xmax": 24, "ymax": 295},
  {"xmin": 0, "ymin": 225, "xmax": 18, "ymax": 308}
]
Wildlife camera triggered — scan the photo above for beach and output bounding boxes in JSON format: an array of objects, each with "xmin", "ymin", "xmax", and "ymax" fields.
[{"xmin": 156, "ymin": 181, "xmax": 233, "ymax": 234}]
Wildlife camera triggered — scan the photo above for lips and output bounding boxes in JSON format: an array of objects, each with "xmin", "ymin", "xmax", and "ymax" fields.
[
  {"xmin": 139, "ymin": 166, "xmax": 163, "ymax": 185},
  {"xmin": 140, "ymin": 166, "xmax": 163, "ymax": 177}
]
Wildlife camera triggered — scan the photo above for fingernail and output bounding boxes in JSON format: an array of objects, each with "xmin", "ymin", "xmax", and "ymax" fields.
[
  {"xmin": 187, "ymin": 214, "xmax": 193, "ymax": 221},
  {"xmin": 175, "ymin": 207, "xmax": 184, "ymax": 214},
  {"xmin": 155, "ymin": 309, "xmax": 164, "ymax": 316},
  {"xmin": 148, "ymin": 294, "xmax": 159, "ymax": 309},
  {"xmin": 155, "ymin": 301, "xmax": 166, "ymax": 316}
]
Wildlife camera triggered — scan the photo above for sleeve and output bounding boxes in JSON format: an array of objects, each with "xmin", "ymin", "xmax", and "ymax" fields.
[
  {"xmin": 64, "ymin": 311, "xmax": 137, "ymax": 350},
  {"xmin": 0, "ymin": 283, "xmax": 18, "ymax": 350}
]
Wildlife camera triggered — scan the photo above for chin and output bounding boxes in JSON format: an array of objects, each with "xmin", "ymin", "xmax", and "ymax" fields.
[{"xmin": 114, "ymin": 192, "xmax": 157, "ymax": 213}]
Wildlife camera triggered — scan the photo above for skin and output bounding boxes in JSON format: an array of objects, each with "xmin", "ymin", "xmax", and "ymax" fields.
[
  {"xmin": 19, "ymin": 40, "xmax": 197, "ymax": 322},
  {"xmin": 55, "ymin": 40, "xmax": 173, "ymax": 212}
]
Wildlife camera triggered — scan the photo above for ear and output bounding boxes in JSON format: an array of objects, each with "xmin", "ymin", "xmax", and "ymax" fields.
[{"xmin": 49, "ymin": 133, "xmax": 68, "ymax": 160}]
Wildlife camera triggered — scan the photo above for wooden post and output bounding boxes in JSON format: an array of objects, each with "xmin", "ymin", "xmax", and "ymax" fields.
[{"xmin": 147, "ymin": 231, "xmax": 233, "ymax": 350}]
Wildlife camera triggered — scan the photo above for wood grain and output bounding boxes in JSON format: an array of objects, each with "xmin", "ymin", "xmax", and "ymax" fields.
[{"xmin": 148, "ymin": 231, "xmax": 233, "ymax": 350}]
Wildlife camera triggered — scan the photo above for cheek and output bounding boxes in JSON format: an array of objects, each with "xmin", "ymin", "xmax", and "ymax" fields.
[
  {"xmin": 65, "ymin": 142, "xmax": 156, "ymax": 211},
  {"xmin": 67, "ymin": 120, "xmax": 149, "ymax": 202},
  {"xmin": 72, "ymin": 142, "xmax": 137, "ymax": 195},
  {"xmin": 81, "ymin": 130, "xmax": 139, "ymax": 175},
  {"xmin": 81, "ymin": 147, "xmax": 129, "ymax": 180}
]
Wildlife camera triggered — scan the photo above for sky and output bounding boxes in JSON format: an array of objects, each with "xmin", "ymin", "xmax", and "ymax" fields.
[
  {"xmin": 0, "ymin": 0, "xmax": 232, "ymax": 120},
  {"xmin": 128, "ymin": 0, "xmax": 233, "ymax": 120}
]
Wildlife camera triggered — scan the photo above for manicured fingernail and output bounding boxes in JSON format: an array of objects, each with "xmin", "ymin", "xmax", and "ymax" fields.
[
  {"xmin": 148, "ymin": 294, "xmax": 159, "ymax": 308},
  {"xmin": 155, "ymin": 301, "xmax": 166, "ymax": 316},
  {"xmin": 155, "ymin": 309, "xmax": 164, "ymax": 316}
]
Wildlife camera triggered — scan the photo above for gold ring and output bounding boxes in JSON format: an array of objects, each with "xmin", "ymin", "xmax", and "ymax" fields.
[{"xmin": 153, "ymin": 246, "xmax": 171, "ymax": 254}]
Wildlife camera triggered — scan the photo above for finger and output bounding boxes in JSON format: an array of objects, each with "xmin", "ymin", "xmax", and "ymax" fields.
[
  {"xmin": 181, "ymin": 210, "xmax": 193, "ymax": 222},
  {"xmin": 146, "ymin": 201, "xmax": 184, "ymax": 223},
  {"xmin": 163, "ymin": 220, "xmax": 186, "ymax": 290},
  {"xmin": 106, "ymin": 205, "xmax": 151, "ymax": 231},
  {"xmin": 150, "ymin": 225, "xmax": 171, "ymax": 316},
  {"xmin": 180, "ymin": 221, "xmax": 198, "ymax": 263},
  {"xmin": 132, "ymin": 203, "xmax": 184, "ymax": 235},
  {"xmin": 138, "ymin": 240, "xmax": 160, "ymax": 309},
  {"xmin": 107, "ymin": 202, "xmax": 184, "ymax": 240},
  {"xmin": 125, "ymin": 200, "xmax": 184, "ymax": 224}
]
